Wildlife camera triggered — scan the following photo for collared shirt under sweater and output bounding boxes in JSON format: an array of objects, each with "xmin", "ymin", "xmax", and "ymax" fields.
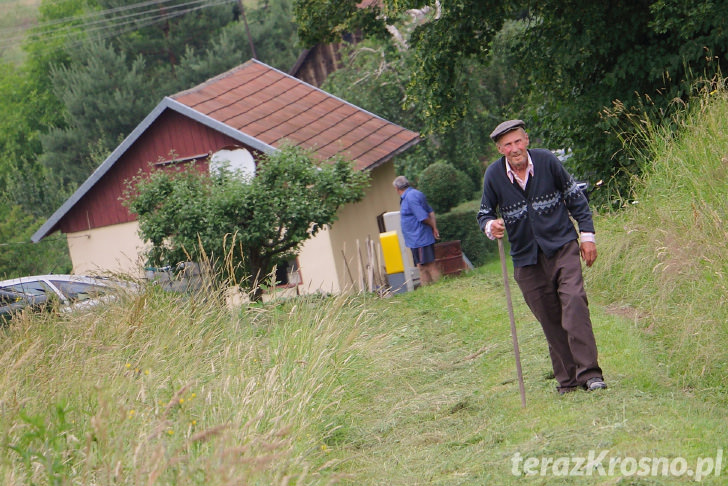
[{"xmin": 477, "ymin": 148, "xmax": 595, "ymax": 267}]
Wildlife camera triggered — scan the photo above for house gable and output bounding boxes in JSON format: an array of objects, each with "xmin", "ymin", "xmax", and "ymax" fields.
[
  {"xmin": 60, "ymin": 110, "xmax": 257, "ymax": 234},
  {"xmin": 32, "ymin": 98, "xmax": 274, "ymax": 242}
]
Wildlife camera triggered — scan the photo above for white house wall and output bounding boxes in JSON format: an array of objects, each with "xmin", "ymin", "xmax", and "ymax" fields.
[
  {"xmin": 67, "ymin": 221, "xmax": 147, "ymax": 277},
  {"xmin": 296, "ymin": 227, "xmax": 341, "ymax": 294},
  {"xmin": 277, "ymin": 163, "xmax": 400, "ymax": 295}
]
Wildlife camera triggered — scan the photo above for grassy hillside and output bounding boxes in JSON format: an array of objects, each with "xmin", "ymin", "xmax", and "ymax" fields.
[
  {"xmin": 586, "ymin": 82, "xmax": 728, "ymax": 396},
  {"xmin": 1, "ymin": 86, "xmax": 727, "ymax": 484}
]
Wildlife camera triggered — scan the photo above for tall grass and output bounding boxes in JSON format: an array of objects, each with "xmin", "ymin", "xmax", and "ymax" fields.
[
  {"xmin": 2, "ymin": 266, "xmax": 726, "ymax": 484},
  {"xmin": 587, "ymin": 79, "xmax": 728, "ymax": 395},
  {"xmin": 1, "ymin": 0, "xmax": 41, "ymax": 65},
  {"xmin": 0, "ymin": 285, "xmax": 383, "ymax": 484}
]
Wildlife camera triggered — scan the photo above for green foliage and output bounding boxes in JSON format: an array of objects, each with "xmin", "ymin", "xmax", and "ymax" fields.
[
  {"xmin": 6, "ymin": 403, "xmax": 78, "ymax": 485},
  {"xmin": 0, "ymin": 203, "xmax": 71, "ymax": 279},
  {"xmin": 176, "ymin": 0, "xmax": 301, "ymax": 88},
  {"xmin": 246, "ymin": 0, "xmax": 308, "ymax": 70},
  {"xmin": 0, "ymin": 60, "xmax": 70, "ymax": 216},
  {"xmin": 321, "ymin": 36, "xmax": 502, "ymax": 198},
  {"xmin": 417, "ymin": 160, "xmax": 471, "ymax": 214},
  {"xmin": 31, "ymin": 0, "xmax": 301, "ymax": 190},
  {"xmin": 0, "ymin": 64, "xmax": 43, "ymax": 170},
  {"xmin": 95, "ymin": 0, "xmax": 235, "ymax": 82},
  {"xmin": 293, "ymin": 0, "xmax": 386, "ymax": 47},
  {"xmin": 436, "ymin": 201, "xmax": 496, "ymax": 267},
  {"xmin": 298, "ymin": 0, "xmax": 728, "ymax": 206},
  {"xmin": 41, "ymin": 40, "xmax": 156, "ymax": 185},
  {"xmin": 124, "ymin": 145, "xmax": 369, "ymax": 299}
]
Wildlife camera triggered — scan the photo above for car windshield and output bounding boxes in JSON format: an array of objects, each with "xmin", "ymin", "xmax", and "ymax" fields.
[
  {"xmin": 1, "ymin": 281, "xmax": 53, "ymax": 297},
  {"xmin": 49, "ymin": 280, "xmax": 109, "ymax": 302}
]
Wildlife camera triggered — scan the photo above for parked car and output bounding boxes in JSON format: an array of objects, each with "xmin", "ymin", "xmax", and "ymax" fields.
[
  {"xmin": 0, "ymin": 288, "xmax": 48, "ymax": 323},
  {"xmin": 0, "ymin": 274, "xmax": 136, "ymax": 319}
]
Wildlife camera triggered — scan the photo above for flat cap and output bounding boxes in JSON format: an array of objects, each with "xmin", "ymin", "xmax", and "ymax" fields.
[{"xmin": 490, "ymin": 119, "xmax": 525, "ymax": 142}]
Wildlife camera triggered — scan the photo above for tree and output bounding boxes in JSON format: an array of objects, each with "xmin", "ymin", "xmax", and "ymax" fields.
[
  {"xmin": 295, "ymin": 0, "xmax": 728, "ymax": 203},
  {"xmin": 124, "ymin": 145, "xmax": 370, "ymax": 300},
  {"xmin": 0, "ymin": 203, "xmax": 71, "ymax": 279},
  {"xmin": 96, "ymin": 0, "xmax": 237, "ymax": 85},
  {"xmin": 176, "ymin": 0, "xmax": 302, "ymax": 88},
  {"xmin": 321, "ymin": 35, "xmax": 506, "ymax": 199},
  {"xmin": 293, "ymin": 0, "xmax": 385, "ymax": 47},
  {"xmin": 40, "ymin": 40, "xmax": 157, "ymax": 186},
  {"xmin": 33, "ymin": 0, "xmax": 302, "ymax": 190}
]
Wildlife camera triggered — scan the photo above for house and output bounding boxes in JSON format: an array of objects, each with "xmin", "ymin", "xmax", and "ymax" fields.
[{"xmin": 32, "ymin": 59, "xmax": 420, "ymax": 294}]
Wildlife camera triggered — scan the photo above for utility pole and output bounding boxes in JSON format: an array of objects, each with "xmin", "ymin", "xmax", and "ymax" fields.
[{"xmin": 238, "ymin": 0, "xmax": 257, "ymax": 59}]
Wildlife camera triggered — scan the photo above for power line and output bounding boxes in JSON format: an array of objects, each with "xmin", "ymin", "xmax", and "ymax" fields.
[
  {"xmin": 0, "ymin": 0, "xmax": 237, "ymax": 53},
  {"xmin": 0, "ymin": 235, "xmax": 68, "ymax": 247},
  {"xmin": 1, "ymin": 0, "xmax": 235, "ymax": 48},
  {"xmin": 0, "ymin": 0, "xmax": 184, "ymax": 36}
]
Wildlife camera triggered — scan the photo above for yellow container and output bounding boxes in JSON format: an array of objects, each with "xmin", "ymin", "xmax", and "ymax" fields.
[{"xmin": 379, "ymin": 231, "xmax": 405, "ymax": 274}]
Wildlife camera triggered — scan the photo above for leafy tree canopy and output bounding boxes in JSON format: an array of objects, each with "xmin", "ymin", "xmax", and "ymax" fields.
[
  {"xmin": 295, "ymin": 0, "xmax": 728, "ymax": 201},
  {"xmin": 124, "ymin": 145, "xmax": 370, "ymax": 300},
  {"xmin": 320, "ymin": 32, "xmax": 513, "ymax": 197},
  {"xmin": 41, "ymin": 40, "xmax": 157, "ymax": 185},
  {"xmin": 294, "ymin": 0, "xmax": 386, "ymax": 46},
  {"xmin": 35, "ymin": 0, "xmax": 301, "ymax": 189}
]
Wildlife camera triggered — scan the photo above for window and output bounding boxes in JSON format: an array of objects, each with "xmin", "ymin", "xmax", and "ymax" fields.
[
  {"xmin": 274, "ymin": 259, "xmax": 301, "ymax": 287},
  {"xmin": 2, "ymin": 280, "xmax": 53, "ymax": 297},
  {"xmin": 50, "ymin": 281, "xmax": 108, "ymax": 302}
]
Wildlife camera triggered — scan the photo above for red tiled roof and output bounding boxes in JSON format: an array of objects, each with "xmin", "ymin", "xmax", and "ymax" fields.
[{"xmin": 172, "ymin": 59, "xmax": 419, "ymax": 171}]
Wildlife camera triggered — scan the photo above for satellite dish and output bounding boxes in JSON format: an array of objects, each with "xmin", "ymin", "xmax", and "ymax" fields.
[{"xmin": 210, "ymin": 147, "xmax": 255, "ymax": 181}]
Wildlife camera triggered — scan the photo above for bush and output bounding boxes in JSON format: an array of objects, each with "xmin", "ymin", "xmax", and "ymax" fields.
[
  {"xmin": 418, "ymin": 161, "xmax": 472, "ymax": 214},
  {"xmin": 437, "ymin": 200, "xmax": 497, "ymax": 267}
]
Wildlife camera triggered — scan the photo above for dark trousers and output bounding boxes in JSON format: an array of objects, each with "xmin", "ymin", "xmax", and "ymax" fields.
[{"xmin": 513, "ymin": 240, "xmax": 602, "ymax": 390}]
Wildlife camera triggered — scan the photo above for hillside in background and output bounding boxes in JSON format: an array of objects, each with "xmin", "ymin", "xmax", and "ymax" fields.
[{"xmin": 0, "ymin": 0, "xmax": 42, "ymax": 64}]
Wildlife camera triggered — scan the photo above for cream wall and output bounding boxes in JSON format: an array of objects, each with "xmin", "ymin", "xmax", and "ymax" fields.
[
  {"xmin": 67, "ymin": 221, "xmax": 147, "ymax": 277},
  {"xmin": 327, "ymin": 163, "xmax": 400, "ymax": 289},
  {"xmin": 295, "ymin": 228, "xmax": 340, "ymax": 294},
  {"xmin": 294, "ymin": 163, "xmax": 400, "ymax": 294}
]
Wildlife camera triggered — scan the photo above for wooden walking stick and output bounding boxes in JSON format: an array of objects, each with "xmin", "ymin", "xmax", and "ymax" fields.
[{"xmin": 498, "ymin": 237, "xmax": 527, "ymax": 408}]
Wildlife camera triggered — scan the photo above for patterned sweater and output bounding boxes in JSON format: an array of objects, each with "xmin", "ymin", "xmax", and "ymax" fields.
[{"xmin": 477, "ymin": 149, "xmax": 594, "ymax": 267}]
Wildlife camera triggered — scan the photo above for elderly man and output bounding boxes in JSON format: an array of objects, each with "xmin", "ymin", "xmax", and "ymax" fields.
[
  {"xmin": 393, "ymin": 175, "xmax": 441, "ymax": 286},
  {"xmin": 477, "ymin": 119, "xmax": 606, "ymax": 394}
]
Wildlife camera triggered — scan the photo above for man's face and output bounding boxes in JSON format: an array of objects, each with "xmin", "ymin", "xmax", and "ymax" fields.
[{"xmin": 496, "ymin": 129, "xmax": 529, "ymax": 169}]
